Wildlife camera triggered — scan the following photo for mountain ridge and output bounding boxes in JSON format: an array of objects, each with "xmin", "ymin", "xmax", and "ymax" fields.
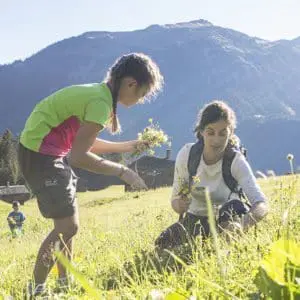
[{"xmin": 0, "ymin": 19, "xmax": 299, "ymax": 173}]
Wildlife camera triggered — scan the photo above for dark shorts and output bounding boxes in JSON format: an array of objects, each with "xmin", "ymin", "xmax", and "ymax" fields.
[
  {"xmin": 155, "ymin": 199, "xmax": 250, "ymax": 249},
  {"xmin": 18, "ymin": 143, "xmax": 78, "ymax": 219}
]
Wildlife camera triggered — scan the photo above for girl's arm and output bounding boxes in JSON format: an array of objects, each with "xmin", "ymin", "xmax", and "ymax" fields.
[
  {"xmin": 90, "ymin": 138, "xmax": 147, "ymax": 154},
  {"xmin": 69, "ymin": 121, "xmax": 147, "ymax": 189}
]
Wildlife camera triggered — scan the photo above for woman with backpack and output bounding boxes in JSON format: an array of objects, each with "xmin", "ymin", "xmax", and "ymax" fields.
[{"xmin": 155, "ymin": 100, "xmax": 268, "ymax": 249}]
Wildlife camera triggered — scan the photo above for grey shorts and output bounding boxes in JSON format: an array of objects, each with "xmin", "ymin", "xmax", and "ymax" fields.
[{"xmin": 18, "ymin": 143, "xmax": 78, "ymax": 219}]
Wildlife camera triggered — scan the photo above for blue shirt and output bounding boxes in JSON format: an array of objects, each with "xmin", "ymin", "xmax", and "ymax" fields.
[{"xmin": 7, "ymin": 211, "xmax": 26, "ymax": 226}]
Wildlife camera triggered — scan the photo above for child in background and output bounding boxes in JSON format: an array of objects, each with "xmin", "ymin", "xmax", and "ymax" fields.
[{"xmin": 7, "ymin": 201, "xmax": 25, "ymax": 237}]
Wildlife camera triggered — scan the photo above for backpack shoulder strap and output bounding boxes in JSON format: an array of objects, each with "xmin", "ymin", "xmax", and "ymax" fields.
[
  {"xmin": 188, "ymin": 138, "xmax": 246, "ymax": 195},
  {"xmin": 187, "ymin": 139, "xmax": 204, "ymax": 180},
  {"xmin": 222, "ymin": 147, "xmax": 238, "ymax": 193}
]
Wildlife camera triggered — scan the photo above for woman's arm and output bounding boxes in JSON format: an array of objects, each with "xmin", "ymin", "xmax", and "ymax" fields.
[
  {"xmin": 232, "ymin": 154, "xmax": 269, "ymax": 229},
  {"xmin": 171, "ymin": 144, "xmax": 192, "ymax": 214},
  {"xmin": 242, "ymin": 201, "xmax": 268, "ymax": 231}
]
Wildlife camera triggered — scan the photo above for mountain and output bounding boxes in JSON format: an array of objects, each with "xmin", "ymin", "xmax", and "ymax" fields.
[{"xmin": 0, "ymin": 19, "xmax": 300, "ymax": 173}]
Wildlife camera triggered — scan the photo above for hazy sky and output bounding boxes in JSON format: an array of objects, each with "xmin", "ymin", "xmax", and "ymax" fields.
[{"xmin": 1, "ymin": 0, "xmax": 300, "ymax": 64}]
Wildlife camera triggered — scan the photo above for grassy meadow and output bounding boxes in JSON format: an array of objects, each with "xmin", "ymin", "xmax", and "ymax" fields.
[{"xmin": 0, "ymin": 175, "xmax": 299, "ymax": 299}]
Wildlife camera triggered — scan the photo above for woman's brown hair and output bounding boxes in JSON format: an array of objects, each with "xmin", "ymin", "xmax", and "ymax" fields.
[{"xmin": 194, "ymin": 100, "xmax": 237, "ymax": 140}]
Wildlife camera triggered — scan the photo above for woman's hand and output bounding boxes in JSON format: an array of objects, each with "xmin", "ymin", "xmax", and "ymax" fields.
[
  {"xmin": 242, "ymin": 201, "xmax": 268, "ymax": 231},
  {"xmin": 220, "ymin": 220, "xmax": 243, "ymax": 243},
  {"xmin": 171, "ymin": 196, "xmax": 191, "ymax": 214},
  {"xmin": 221, "ymin": 221, "xmax": 243, "ymax": 233}
]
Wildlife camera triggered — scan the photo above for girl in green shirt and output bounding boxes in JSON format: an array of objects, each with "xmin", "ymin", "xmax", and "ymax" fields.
[{"xmin": 19, "ymin": 52, "xmax": 164, "ymax": 297}]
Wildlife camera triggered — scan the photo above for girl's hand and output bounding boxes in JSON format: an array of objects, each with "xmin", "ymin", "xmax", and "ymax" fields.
[
  {"xmin": 119, "ymin": 167, "xmax": 148, "ymax": 191},
  {"xmin": 132, "ymin": 140, "xmax": 150, "ymax": 154}
]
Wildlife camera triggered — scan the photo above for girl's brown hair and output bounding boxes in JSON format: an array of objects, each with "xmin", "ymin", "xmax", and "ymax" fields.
[
  {"xmin": 105, "ymin": 53, "xmax": 164, "ymax": 134},
  {"xmin": 194, "ymin": 100, "xmax": 237, "ymax": 140}
]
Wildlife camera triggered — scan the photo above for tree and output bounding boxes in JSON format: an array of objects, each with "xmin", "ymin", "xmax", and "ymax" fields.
[{"xmin": 0, "ymin": 129, "xmax": 22, "ymax": 185}]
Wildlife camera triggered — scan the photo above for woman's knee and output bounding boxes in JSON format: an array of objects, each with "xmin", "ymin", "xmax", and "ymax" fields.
[
  {"xmin": 218, "ymin": 199, "xmax": 249, "ymax": 224},
  {"xmin": 155, "ymin": 222, "xmax": 184, "ymax": 249}
]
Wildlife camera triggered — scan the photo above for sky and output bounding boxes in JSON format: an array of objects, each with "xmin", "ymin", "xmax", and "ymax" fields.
[{"xmin": 1, "ymin": 0, "xmax": 300, "ymax": 64}]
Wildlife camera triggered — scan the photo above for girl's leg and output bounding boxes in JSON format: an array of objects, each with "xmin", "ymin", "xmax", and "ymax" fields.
[
  {"xmin": 57, "ymin": 239, "xmax": 73, "ymax": 279},
  {"xmin": 56, "ymin": 202, "xmax": 78, "ymax": 281},
  {"xmin": 33, "ymin": 212, "xmax": 79, "ymax": 285}
]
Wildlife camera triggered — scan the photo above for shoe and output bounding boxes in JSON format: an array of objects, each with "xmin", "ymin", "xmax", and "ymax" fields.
[
  {"xmin": 24, "ymin": 281, "xmax": 48, "ymax": 299},
  {"xmin": 54, "ymin": 276, "xmax": 74, "ymax": 293}
]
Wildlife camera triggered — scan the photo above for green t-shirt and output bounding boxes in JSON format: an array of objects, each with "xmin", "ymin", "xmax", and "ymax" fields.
[{"xmin": 20, "ymin": 83, "xmax": 113, "ymax": 156}]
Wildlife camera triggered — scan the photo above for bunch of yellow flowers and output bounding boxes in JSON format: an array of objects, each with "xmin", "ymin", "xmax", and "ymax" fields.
[
  {"xmin": 178, "ymin": 176, "xmax": 201, "ymax": 199},
  {"xmin": 133, "ymin": 118, "xmax": 170, "ymax": 157}
]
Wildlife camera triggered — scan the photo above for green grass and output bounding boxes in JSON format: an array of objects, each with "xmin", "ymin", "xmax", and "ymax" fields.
[{"xmin": 0, "ymin": 176, "xmax": 299, "ymax": 299}]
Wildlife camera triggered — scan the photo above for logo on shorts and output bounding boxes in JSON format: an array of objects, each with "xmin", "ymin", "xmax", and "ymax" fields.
[{"xmin": 45, "ymin": 179, "xmax": 58, "ymax": 187}]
